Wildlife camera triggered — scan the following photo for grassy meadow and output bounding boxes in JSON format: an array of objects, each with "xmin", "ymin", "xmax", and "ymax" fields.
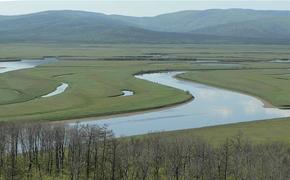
[
  {"xmin": 0, "ymin": 60, "xmax": 197, "ymax": 122},
  {"xmin": 159, "ymin": 117, "xmax": 290, "ymax": 145},
  {"xmin": 2, "ymin": 59, "xmax": 247, "ymax": 122},
  {"xmin": 1, "ymin": 43, "xmax": 290, "ymax": 143},
  {"xmin": 1, "ymin": 43, "xmax": 290, "ymax": 61}
]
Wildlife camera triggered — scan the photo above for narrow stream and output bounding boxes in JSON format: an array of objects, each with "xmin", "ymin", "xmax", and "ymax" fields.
[
  {"xmin": 0, "ymin": 58, "xmax": 69, "ymax": 98},
  {"xmin": 271, "ymin": 60, "xmax": 290, "ymax": 63},
  {"xmin": 42, "ymin": 83, "xmax": 69, "ymax": 98}
]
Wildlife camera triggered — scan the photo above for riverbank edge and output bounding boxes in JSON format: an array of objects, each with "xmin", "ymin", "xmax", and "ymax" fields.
[
  {"xmin": 175, "ymin": 72, "xmax": 289, "ymax": 109},
  {"xmin": 13, "ymin": 68, "xmax": 283, "ymax": 123},
  {"xmin": 5, "ymin": 68, "xmax": 287, "ymax": 123},
  {"xmin": 0, "ymin": 67, "xmax": 193, "ymax": 123},
  {"xmin": 48, "ymin": 71, "xmax": 194, "ymax": 124},
  {"xmin": 134, "ymin": 116, "xmax": 290, "ymax": 144},
  {"xmin": 52, "ymin": 94, "xmax": 194, "ymax": 124}
]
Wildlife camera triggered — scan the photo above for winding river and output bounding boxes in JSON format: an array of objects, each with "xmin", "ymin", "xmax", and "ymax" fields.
[
  {"xmin": 1, "ymin": 59, "xmax": 290, "ymax": 137},
  {"xmin": 81, "ymin": 72, "xmax": 290, "ymax": 136}
]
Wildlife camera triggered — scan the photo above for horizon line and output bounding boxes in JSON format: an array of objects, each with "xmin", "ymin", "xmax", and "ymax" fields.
[{"xmin": 1, "ymin": 8, "xmax": 290, "ymax": 17}]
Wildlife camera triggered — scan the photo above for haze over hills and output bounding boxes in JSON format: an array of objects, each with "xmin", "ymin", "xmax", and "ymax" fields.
[
  {"xmin": 0, "ymin": 10, "xmax": 230, "ymax": 43},
  {"xmin": 0, "ymin": 9, "xmax": 290, "ymax": 43},
  {"xmin": 112, "ymin": 9, "xmax": 290, "ymax": 32}
]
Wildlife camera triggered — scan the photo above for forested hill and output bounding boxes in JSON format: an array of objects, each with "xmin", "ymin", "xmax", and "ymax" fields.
[{"xmin": 1, "ymin": 9, "xmax": 290, "ymax": 44}]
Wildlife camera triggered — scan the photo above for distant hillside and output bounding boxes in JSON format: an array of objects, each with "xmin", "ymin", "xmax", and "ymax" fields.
[
  {"xmin": 0, "ymin": 10, "xmax": 227, "ymax": 43},
  {"xmin": 112, "ymin": 9, "xmax": 290, "ymax": 32},
  {"xmin": 0, "ymin": 9, "xmax": 290, "ymax": 44},
  {"xmin": 191, "ymin": 17, "xmax": 290, "ymax": 39},
  {"xmin": 112, "ymin": 9, "xmax": 290, "ymax": 41}
]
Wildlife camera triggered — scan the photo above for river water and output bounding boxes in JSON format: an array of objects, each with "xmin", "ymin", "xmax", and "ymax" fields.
[
  {"xmin": 79, "ymin": 72, "xmax": 290, "ymax": 137},
  {"xmin": 42, "ymin": 83, "xmax": 69, "ymax": 98},
  {"xmin": 1, "ymin": 59, "xmax": 290, "ymax": 137},
  {"xmin": 0, "ymin": 58, "xmax": 57, "ymax": 73}
]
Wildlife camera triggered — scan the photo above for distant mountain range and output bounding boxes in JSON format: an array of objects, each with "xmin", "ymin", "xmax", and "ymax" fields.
[{"xmin": 1, "ymin": 9, "xmax": 290, "ymax": 44}]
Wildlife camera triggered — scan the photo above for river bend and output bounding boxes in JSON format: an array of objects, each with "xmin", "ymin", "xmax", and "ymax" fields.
[
  {"xmin": 79, "ymin": 72, "xmax": 290, "ymax": 136},
  {"xmin": 1, "ymin": 59, "xmax": 290, "ymax": 137}
]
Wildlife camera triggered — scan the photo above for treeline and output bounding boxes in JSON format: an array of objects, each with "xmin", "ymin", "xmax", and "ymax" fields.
[{"xmin": 0, "ymin": 123, "xmax": 289, "ymax": 180}]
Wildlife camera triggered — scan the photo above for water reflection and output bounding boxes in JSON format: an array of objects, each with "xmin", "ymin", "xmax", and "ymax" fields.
[
  {"xmin": 79, "ymin": 72, "xmax": 290, "ymax": 137},
  {"xmin": 42, "ymin": 83, "xmax": 68, "ymax": 98},
  {"xmin": 0, "ymin": 58, "xmax": 57, "ymax": 74},
  {"xmin": 1, "ymin": 59, "xmax": 289, "ymax": 137},
  {"xmin": 271, "ymin": 60, "xmax": 290, "ymax": 63},
  {"xmin": 121, "ymin": 90, "xmax": 134, "ymax": 96}
]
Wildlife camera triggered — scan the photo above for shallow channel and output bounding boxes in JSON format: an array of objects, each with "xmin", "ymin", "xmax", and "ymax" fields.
[{"xmin": 42, "ymin": 83, "xmax": 69, "ymax": 98}]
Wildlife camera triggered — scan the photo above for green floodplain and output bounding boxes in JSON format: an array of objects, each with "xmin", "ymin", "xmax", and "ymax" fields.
[{"xmin": 1, "ymin": 43, "xmax": 290, "ymax": 143}]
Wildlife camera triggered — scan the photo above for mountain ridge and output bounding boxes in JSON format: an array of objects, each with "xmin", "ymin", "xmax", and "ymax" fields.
[{"xmin": 0, "ymin": 9, "xmax": 290, "ymax": 44}]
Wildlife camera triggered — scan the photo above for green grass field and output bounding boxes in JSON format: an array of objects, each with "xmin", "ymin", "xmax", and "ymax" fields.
[
  {"xmin": 1, "ymin": 60, "xmax": 283, "ymax": 122},
  {"xmin": 1, "ymin": 43, "xmax": 290, "ymax": 143},
  {"xmin": 0, "ymin": 60, "xmax": 203, "ymax": 122},
  {"xmin": 5, "ymin": 59, "xmax": 249, "ymax": 122},
  {"xmin": 1, "ymin": 43, "xmax": 290, "ymax": 62},
  {"xmin": 159, "ymin": 117, "xmax": 290, "ymax": 144}
]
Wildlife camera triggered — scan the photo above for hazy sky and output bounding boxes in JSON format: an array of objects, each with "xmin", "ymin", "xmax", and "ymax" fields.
[{"xmin": 0, "ymin": 1, "xmax": 290, "ymax": 16}]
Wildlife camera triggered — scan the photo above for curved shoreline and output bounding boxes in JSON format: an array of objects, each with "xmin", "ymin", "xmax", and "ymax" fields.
[
  {"xmin": 139, "ymin": 69, "xmax": 290, "ymax": 110},
  {"xmin": 42, "ymin": 83, "xmax": 69, "ymax": 98},
  {"xmin": 175, "ymin": 73, "xmax": 282, "ymax": 109},
  {"xmin": 70, "ymin": 71, "xmax": 290, "ymax": 137},
  {"xmin": 40, "ymin": 70, "xmax": 287, "ymax": 124},
  {"xmin": 50, "ymin": 71, "xmax": 195, "ymax": 124},
  {"xmin": 51, "ymin": 92, "xmax": 194, "ymax": 124},
  {"xmin": 136, "ymin": 69, "xmax": 281, "ymax": 110},
  {"xmin": 0, "ymin": 62, "xmax": 193, "ymax": 123},
  {"xmin": 1, "ymin": 63, "xmax": 288, "ymax": 125}
]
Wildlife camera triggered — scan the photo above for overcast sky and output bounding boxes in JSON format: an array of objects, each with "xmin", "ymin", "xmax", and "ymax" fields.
[{"xmin": 0, "ymin": 1, "xmax": 289, "ymax": 16}]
